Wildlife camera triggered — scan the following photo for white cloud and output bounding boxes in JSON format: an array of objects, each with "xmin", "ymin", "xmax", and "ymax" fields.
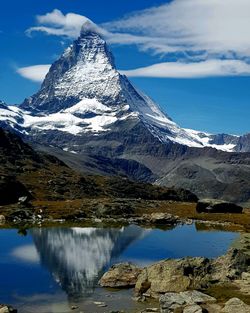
[
  {"xmin": 26, "ymin": 9, "xmax": 106, "ymax": 39},
  {"xmin": 104, "ymin": 0, "xmax": 250, "ymax": 58},
  {"xmin": 24, "ymin": 3, "xmax": 250, "ymax": 79},
  {"xmin": 17, "ymin": 65, "xmax": 50, "ymax": 82},
  {"xmin": 121, "ymin": 59, "xmax": 250, "ymax": 78},
  {"xmin": 11, "ymin": 244, "xmax": 40, "ymax": 263}
]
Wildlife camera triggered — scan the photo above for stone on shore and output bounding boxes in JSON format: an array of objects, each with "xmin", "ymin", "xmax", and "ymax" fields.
[
  {"xmin": 0, "ymin": 215, "xmax": 6, "ymax": 225},
  {"xmin": 146, "ymin": 213, "xmax": 178, "ymax": 225},
  {"xmin": 99, "ymin": 263, "xmax": 142, "ymax": 288},
  {"xmin": 183, "ymin": 304, "xmax": 203, "ymax": 313},
  {"xmin": 159, "ymin": 290, "xmax": 216, "ymax": 313},
  {"xmin": 221, "ymin": 298, "xmax": 250, "ymax": 313},
  {"xmin": 135, "ymin": 257, "xmax": 211, "ymax": 297}
]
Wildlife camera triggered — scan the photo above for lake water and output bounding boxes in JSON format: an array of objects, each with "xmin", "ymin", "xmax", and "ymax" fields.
[{"xmin": 0, "ymin": 224, "xmax": 238, "ymax": 313}]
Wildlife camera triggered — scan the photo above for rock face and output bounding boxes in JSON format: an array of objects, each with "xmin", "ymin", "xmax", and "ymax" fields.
[
  {"xmin": 99, "ymin": 263, "xmax": 142, "ymax": 288},
  {"xmin": 221, "ymin": 298, "xmax": 250, "ymax": 313},
  {"xmin": 196, "ymin": 199, "xmax": 243, "ymax": 214},
  {"xmin": 159, "ymin": 291, "xmax": 216, "ymax": 313},
  {"xmin": 212, "ymin": 248, "xmax": 250, "ymax": 282},
  {"xmin": 135, "ymin": 257, "xmax": 212, "ymax": 297}
]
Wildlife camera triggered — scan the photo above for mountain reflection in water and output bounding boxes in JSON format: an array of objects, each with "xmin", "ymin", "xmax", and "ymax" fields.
[{"xmin": 31, "ymin": 225, "xmax": 146, "ymax": 299}]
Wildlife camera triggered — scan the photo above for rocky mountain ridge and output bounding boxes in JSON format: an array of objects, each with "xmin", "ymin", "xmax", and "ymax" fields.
[
  {"xmin": 1, "ymin": 24, "xmax": 250, "ymax": 203},
  {"xmin": 1, "ymin": 26, "xmax": 248, "ymax": 152}
]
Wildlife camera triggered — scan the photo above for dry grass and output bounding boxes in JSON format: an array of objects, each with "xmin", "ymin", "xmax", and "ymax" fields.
[
  {"xmin": 206, "ymin": 284, "xmax": 250, "ymax": 305},
  {"xmin": 136, "ymin": 201, "xmax": 250, "ymax": 231}
]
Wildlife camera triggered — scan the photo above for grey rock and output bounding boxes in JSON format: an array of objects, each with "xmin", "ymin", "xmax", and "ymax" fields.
[
  {"xmin": 159, "ymin": 291, "xmax": 215, "ymax": 313},
  {"xmin": 0, "ymin": 215, "xmax": 6, "ymax": 225},
  {"xmin": 99, "ymin": 263, "xmax": 142, "ymax": 288},
  {"xmin": 146, "ymin": 213, "xmax": 178, "ymax": 225},
  {"xmin": 135, "ymin": 258, "xmax": 212, "ymax": 297},
  {"xmin": 160, "ymin": 293, "xmax": 186, "ymax": 312},
  {"xmin": 221, "ymin": 298, "xmax": 250, "ymax": 313},
  {"xmin": 183, "ymin": 305, "xmax": 203, "ymax": 313},
  {"xmin": 18, "ymin": 196, "xmax": 29, "ymax": 204}
]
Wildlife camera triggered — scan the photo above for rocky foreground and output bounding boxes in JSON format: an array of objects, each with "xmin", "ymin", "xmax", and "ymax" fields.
[{"xmin": 99, "ymin": 244, "xmax": 250, "ymax": 313}]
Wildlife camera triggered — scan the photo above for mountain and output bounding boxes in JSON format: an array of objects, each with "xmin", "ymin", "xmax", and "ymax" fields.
[
  {"xmin": 1, "ymin": 24, "xmax": 246, "ymax": 152},
  {"xmin": 1, "ymin": 22, "xmax": 250, "ymax": 204},
  {"xmin": 0, "ymin": 127, "xmax": 196, "ymax": 206}
]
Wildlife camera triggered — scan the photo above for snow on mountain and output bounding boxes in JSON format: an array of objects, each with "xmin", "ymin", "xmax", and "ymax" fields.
[
  {"xmin": 0, "ymin": 98, "xmax": 132, "ymax": 135},
  {"xmin": 0, "ymin": 24, "xmax": 242, "ymax": 152},
  {"xmin": 184, "ymin": 128, "xmax": 238, "ymax": 152}
]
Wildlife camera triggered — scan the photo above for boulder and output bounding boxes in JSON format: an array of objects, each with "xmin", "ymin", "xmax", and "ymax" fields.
[
  {"xmin": 7, "ymin": 209, "xmax": 34, "ymax": 222},
  {"xmin": 159, "ymin": 291, "xmax": 216, "ymax": 313},
  {"xmin": 212, "ymin": 249, "xmax": 250, "ymax": 282},
  {"xmin": 0, "ymin": 215, "xmax": 6, "ymax": 225},
  {"xmin": 220, "ymin": 298, "xmax": 250, "ymax": 313},
  {"xmin": 0, "ymin": 305, "xmax": 17, "ymax": 313},
  {"xmin": 94, "ymin": 202, "xmax": 135, "ymax": 217},
  {"xmin": 18, "ymin": 196, "xmax": 29, "ymax": 205},
  {"xmin": 99, "ymin": 263, "xmax": 142, "ymax": 288},
  {"xmin": 146, "ymin": 213, "xmax": 178, "ymax": 225},
  {"xmin": 135, "ymin": 257, "xmax": 212, "ymax": 297},
  {"xmin": 196, "ymin": 199, "xmax": 243, "ymax": 214},
  {"xmin": 183, "ymin": 305, "xmax": 203, "ymax": 313}
]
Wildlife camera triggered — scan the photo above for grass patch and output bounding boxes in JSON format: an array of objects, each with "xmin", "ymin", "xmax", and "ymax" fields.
[{"xmin": 206, "ymin": 284, "xmax": 250, "ymax": 305}]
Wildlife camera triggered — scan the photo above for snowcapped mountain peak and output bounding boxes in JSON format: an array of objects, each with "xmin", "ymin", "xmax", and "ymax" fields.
[
  {"xmin": 1, "ymin": 23, "xmax": 244, "ymax": 153},
  {"xmin": 21, "ymin": 24, "xmax": 123, "ymax": 114}
]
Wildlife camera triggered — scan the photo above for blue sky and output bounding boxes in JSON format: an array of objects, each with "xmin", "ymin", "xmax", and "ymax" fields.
[{"xmin": 0, "ymin": 0, "xmax": 250, "ymax": 135}]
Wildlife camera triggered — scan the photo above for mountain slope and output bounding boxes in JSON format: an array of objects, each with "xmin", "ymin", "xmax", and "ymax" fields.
[
  {"xmin": 0, "ymin": 22, "xmax": 250, "ymax": 204},
  {"xmin": 0, "ymin": 127, "xmax": 196, "ymax": 206},
  {"xmin": 1, "ymin": 25, "xmax": 244, "ymax": 152}
]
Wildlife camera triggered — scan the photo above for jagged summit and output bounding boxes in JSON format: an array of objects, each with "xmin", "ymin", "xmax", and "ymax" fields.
[
  {"xmin": 1, "ymin": 22, "xmax": 250, "ymax": 203},
  {"xmin": 0, "ymin": 23, "xmax": 247, "ymax": 152},
  {"xmin": 21, "ymin": 28, "xmax": 121, "ymax": 113}
]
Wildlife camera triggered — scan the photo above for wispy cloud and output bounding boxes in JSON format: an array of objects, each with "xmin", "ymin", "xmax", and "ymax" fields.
[
  {"xmin": 121, "ymin": 60, "xmax": 250, "ymax": 78},
  {"xmin": 26, "ymin": 3, "xmax": 250, "ymax": 59},
  {"xmin": 104, "ymin": 0, "xmax": 250, "ymax": 59},
  {"xmin": 26, "ymin": 9, "xmax": 94, "ymax": 38},
  {"xmin": 17, "ymin": 65, "xmax": 50, "ymax": 82},
  {"xmin": 23, "ymin": 3, "xmax": 250, "ymax": 80}
]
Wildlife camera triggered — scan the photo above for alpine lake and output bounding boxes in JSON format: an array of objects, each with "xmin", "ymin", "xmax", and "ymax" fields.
[{"xmin": 0, "ymin": 222, "xmax": 240, "ymax": 313}]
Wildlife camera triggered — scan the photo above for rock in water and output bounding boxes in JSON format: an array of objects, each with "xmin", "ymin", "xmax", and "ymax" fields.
[
  {"xmin": 196, "ymin": 199, "xmax": 243, "ymax": 213},
  {"xmin": 99, "ymin": 263, "xmax": 142, "ymax": 288}
]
